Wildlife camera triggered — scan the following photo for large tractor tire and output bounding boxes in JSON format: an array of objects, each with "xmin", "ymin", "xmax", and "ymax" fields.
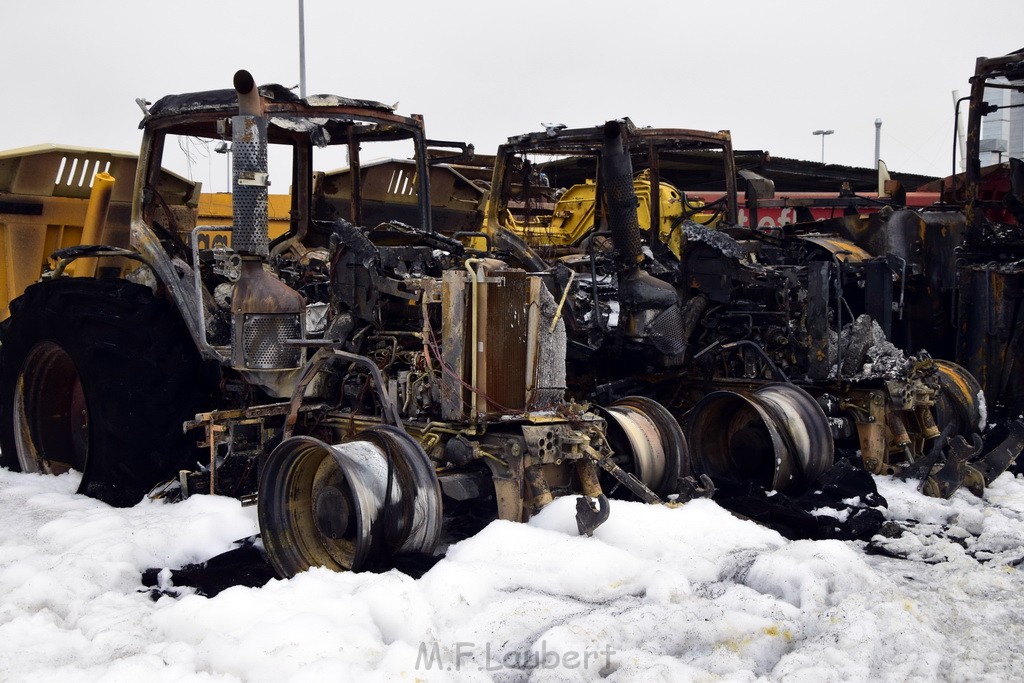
[{"xmin": 0, "ymin": 278, "xmax": 214, "ymax": 506}]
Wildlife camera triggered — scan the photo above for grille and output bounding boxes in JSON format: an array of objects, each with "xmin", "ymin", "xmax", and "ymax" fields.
[{"xmin": 242, "ymin": 314, "xmax": 302, "ymax": 369}]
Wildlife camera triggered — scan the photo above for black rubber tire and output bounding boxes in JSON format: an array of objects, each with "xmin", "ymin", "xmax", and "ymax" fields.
[{"xmin": 0, "ymin": 278, "xmax": 213, "ymax": 506}]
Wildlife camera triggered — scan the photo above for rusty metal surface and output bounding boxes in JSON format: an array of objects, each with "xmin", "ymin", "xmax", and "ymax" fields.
[
  {"xmin": 795, "ymin": 235, "xmax": 873, "ymax": 262},
  {"xmin": 230, "ymin": 259, "xmax": 304, "ymax": 372},
  {"xmin": 482, "ymin": 269, "xmax": 529, "ymax": 413}
]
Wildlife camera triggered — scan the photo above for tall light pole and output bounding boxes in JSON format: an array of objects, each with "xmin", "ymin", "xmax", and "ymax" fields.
[
  {"xmin": 812, "ymin": 129, "xmax": 834, "ymax": 163},
  {"xmin": 298, "ymin": 0, "xmax": 307, "ymax": 98}
]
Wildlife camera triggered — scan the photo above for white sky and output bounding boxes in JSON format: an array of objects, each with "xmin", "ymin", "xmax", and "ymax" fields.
[{"xmin": 2, "ymin": 0, "xmax": 1022, "ymax": 190}]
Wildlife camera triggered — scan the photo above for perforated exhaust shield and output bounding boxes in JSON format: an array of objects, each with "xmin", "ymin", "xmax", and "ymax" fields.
[
  {"xmin": 241, "ymin": 313, "xmax": 302, "ymax": 369},
  {"xmin": 231, "ymin": 115, "xmax": 270, "ymax": 257},
  {"xmin": 602, "ymin": 120, "xmax": 643, "ymax": 269}
]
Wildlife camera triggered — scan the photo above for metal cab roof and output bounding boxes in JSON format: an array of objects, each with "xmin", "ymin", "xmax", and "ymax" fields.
[
  {"xmin": 143, "ymin": 83, "xmax": 395, "ymax": 125},
  {"xmin": 138, "ymin": 82, "xmax": 421, "ymax": 147}
]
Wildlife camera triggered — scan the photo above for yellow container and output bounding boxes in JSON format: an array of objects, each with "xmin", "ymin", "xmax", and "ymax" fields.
[
  {"xmin": 0, "ymin": 144, "xmax": 197, "ymax": 319},
  {"xmin": 195, "ymin": 192, "xmax": 293, "ymax": 250}
]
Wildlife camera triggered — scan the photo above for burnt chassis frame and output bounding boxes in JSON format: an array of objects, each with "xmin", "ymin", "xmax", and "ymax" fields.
[{"xmin": 100, "ymin": 84, "xmax": 684, "ymax": 562}]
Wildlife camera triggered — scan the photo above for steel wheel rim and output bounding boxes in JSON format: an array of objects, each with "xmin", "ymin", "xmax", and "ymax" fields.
[
  {"xmin": 258, "ymin": 430, "xmax": 442, "ymax": 578},
  {"xmin": 687, "ymin": 390, "xmax": 792, "ymax": 490},
  {"xmin": 753, "ymin": 384, "xmax": 834, "ymax": 485},
  {"xmin": 605, "ymin": 405, "xmax": 666, "ymax": 492},
  {"xmin": 258, "ymin": 436, "xmax": 380, "ymax": 576},
  {"xmin": 13, "ymin": 341, "xmax": 88, "ymax": 475},
  {"xmin": 603, "ymin": 396, "xmax": 688, "ymax": 495}
]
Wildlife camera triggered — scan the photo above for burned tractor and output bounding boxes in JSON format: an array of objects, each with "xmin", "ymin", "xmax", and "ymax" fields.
[
  {"xmin": 0, "ymin": 72, "xmax": 693, "ymax": 578},
  {"xmin": 745, "ymin": 49, "xmax": 1024, "ymax": 421},
  {"xmin": 479, "ymin": 118, "xmax": 1024, "ymax": 500},
  {"xmin": 717, "ymin": 48, "xmax": 1024, "ymax": 496},
  {"xmin": 847, "ymin": 48, "xmax": 1024, "ymax": 417}
]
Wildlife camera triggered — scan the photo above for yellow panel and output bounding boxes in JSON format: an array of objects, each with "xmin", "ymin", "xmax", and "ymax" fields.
[
  {"xmin": 1, "ymin": 222, "xmax": 52, "ymax": 319},
  {"xmin": 0, "ymin": 145, "xmax": 201, "ymax": 317},
  {"xmin": 506, "ymin": 174, "xmax": 719, "ymax": 259},
  {"xmin": 797, "ymin": 235, "xmax": 874, "ymax": 262},
  {"xmin": 197, "ymin": 193, "xmax": 292, "ymax": 241}
]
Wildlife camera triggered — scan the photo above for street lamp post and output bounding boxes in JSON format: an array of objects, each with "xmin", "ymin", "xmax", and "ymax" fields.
[
  {"xmin": 298, "ymin": 0, "xmax": 307, "ymax": 98},
  {"xmin": 812, "ymin": 129, "xmax": 834, "ymax": 163}
]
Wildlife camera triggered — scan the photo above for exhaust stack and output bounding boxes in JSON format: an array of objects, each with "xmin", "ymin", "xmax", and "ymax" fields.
[
  {"xmin": 229, "ymin": 70, "xmax": 305, "ymax": 386},
  {"xmin": 231, "ymin": 70, "xmax": 270, "ymax": 257},
  {"xmin": 601, "ymin": 120, "xmax": 688, "ymax": 363},
  {"xmin": 602, "ymin": 120, "xmax": 644, "ymax": 272}
]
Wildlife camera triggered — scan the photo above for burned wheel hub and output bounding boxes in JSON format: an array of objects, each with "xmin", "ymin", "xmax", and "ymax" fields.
[
  {"xmin": 601, "ymin": 396, "xmax": 688, "ymax": 497},
  {"xmin": 311, "ymin": 465, "xmax": 354, "ymax": 541},
  {"xmin": 688, "ymin": 392, "xmax": 785, "ymax": 488}
]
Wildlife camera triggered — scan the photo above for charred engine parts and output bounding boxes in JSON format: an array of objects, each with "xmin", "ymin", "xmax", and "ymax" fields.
[{"xmin": 480, "ymin": 115, "xmax": 1023, "ymax": 504}]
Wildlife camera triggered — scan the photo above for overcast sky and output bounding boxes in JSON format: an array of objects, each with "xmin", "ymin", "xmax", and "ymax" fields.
[{"xmin": 3, "ymin": 1, "xmax": 1022, "ymax": 190}]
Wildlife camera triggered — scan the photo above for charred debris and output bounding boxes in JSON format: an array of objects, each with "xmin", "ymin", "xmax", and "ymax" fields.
[
  {"xmin": 1, "ymin": 51, "xmax": 1024, "ymax": 581},
  {"xmin": 477, "ymin": 115, "xmax": 1024, "ymax": 504}
]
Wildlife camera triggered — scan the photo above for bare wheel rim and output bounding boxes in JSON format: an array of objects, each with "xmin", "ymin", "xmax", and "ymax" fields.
[
  {"xmin": 259, "ymin": 431, "xmax": 444, "ymax": 578},
  {"xmin": 259, "ymin": 437, "xmax": 365, "ymax": 576},
  {"xmin": 13, "ymin": 341, "xmax": 88, "ymax": 475}
]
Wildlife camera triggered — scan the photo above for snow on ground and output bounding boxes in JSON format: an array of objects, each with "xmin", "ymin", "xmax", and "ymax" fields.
[{"xmin": 1, "ymin": 468, "xmax": 1024, "ymax": 682}]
